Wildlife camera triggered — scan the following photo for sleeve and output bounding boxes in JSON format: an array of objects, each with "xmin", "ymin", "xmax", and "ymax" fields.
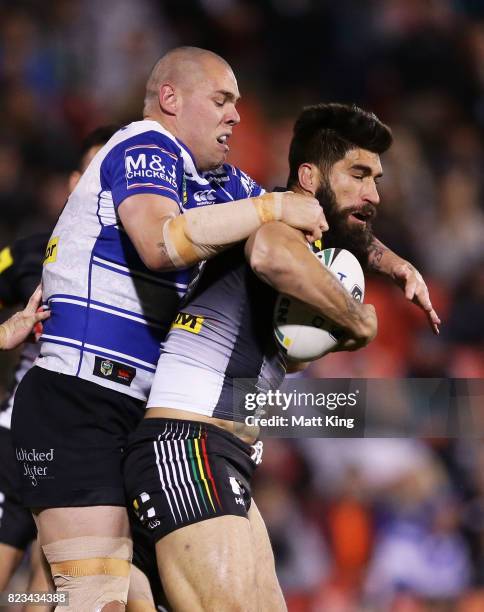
[
  {"xmin": 0, "ymin": 233, "xmax": 47, "ymax": 309},
  {"xmin": 103, "ymin": 130, "xmax": 184, "ymax": 210},
  {"xmin": 230, "ymin": 166, "xmax": 265, "ymax": 200}
]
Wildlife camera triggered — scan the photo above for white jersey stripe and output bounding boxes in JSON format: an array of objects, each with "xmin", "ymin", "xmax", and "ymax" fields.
[
  {"xmin": 48, "ymin": 297, "xmax": 87, "ymax": 307},
  {"xmin": 41, "ymin": 334, "xmax": 83, "ymax": 347},
  {"xmin": 83, "ymin": 344, "xmax": 157, "ymax": 369}
]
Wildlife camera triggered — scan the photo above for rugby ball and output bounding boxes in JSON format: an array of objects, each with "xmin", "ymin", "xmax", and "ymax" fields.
[{"xmin": 273, "ymin": 248, "xmax": 365, "ymax": 361}]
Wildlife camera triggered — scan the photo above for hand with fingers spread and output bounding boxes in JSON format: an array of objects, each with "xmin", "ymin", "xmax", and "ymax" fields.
[
  {"xmin": 0, "ymin": 285, "xmax": 50, "ymax": 350},
  {"xmin": 280, "ymin": 192, "xmax": 328, "ymax": 242},
  {"xmin": 391, "ymin": 261, "xmax": 441, "ymax": 335},
  {"xmin": 366, "ymin": 238, "xmax": 441, "ymax": 335}
]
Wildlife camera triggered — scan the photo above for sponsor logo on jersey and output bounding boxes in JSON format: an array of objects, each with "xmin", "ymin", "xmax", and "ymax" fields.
[
  {"xmin": 182, "ymin": 174, "xmax": 188, "ymax": 205},
  {"xmin": 171, "ymin": 312, "xmax": 204, "ymax": 334},
  {"xmin": 124, "ymin": 145, "xmax": 178, "ymax": 192},
  {"xmin": 240, "ymin": 170, "xmax": 257, "ymax": 196},
  {"xmin": 43, "ymin": 237, "xmax": 59, "ymax": 265},
  {"xmin": 193, "ymin": 189, "xmax": 216, "ymax": 204},
  {"xmin": 0, "ymin": 246, "xmax": 13, "ymax": 274},
  {"xmin": 93, "ymin": 356, "xmax": 136, "ymax": 386},
  {"xmin": 204, "ymin": 167, "xmax": 230, "ymax": 183}
]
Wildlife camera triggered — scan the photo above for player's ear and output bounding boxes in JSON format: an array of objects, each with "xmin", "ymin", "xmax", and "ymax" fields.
[
  {"xmin": 298, "ymin": 163, "xmax": 320, "ymax": 196},
  {"xmin": 159, "ymin": 84, "xmax": 178, "ymax": 116}
]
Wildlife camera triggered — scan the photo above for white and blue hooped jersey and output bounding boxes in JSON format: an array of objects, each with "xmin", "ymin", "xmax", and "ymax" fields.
[{"xmin": 37, "ymin": 119, "xmax": 263, "ymax": 400}]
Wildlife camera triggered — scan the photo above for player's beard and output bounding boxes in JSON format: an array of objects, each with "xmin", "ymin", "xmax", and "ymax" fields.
[{"xmin": 315, "ymin": 179, "xmax": 375, "ymax": 266}]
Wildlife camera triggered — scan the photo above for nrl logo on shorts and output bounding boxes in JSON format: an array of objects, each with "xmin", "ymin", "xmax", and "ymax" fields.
[{"xmin": 100, "ymin": 359, "xmax": 113, "ymax": 377}]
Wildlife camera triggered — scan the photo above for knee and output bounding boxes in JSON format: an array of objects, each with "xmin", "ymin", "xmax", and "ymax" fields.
[{"xmin": 42, "ymin": 536, "xmax": 132, "ymax": 612}]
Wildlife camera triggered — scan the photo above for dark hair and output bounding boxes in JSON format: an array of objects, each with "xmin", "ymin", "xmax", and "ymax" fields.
[
  {"xmin": 287, "ymin": 103, "xmax": 393, "ymax": 187},
  {"xmin": 78, "ymin": 125, "xmax": 119, "ymax": 169}
]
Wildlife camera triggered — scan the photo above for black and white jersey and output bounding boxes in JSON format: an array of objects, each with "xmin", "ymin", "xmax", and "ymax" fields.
[{"xmin": 148, "ymin": 243, "xmax": 287, "ymax": 421}]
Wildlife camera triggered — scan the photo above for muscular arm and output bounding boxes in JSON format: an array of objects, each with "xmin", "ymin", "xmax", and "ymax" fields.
[
  {"xmin": 366, "ymin": 236, "xmax": 440, "ymax": 334},
  {"xmin": 245, "ymin": 222, "xmax": 376, "ymax": 344},
  {"xmin": 118, "ymin": 192, "xmax": 324, "ymax": 271}
]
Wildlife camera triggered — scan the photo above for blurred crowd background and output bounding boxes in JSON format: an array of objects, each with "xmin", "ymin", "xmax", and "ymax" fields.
[{"xmin": 0, "ymin": 0, "xmax": 483, "ymax": 610}]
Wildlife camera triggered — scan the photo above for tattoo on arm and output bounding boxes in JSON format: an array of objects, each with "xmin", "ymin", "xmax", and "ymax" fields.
[
  {"xmin": 367, "ymin": 238, "xmax": 388, "ymax": 271},
  {"xmin": 328, "ymin": 274, "xmax": 362, "ymax": 321}
]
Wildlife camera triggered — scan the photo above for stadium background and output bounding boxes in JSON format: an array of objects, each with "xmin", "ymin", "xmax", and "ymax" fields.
[{"xmin": 0, "ymin": 1, "xmax": 483, "ymax": 610}]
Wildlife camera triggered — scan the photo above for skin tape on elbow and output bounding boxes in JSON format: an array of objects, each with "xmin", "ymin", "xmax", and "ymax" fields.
[
  {"xmin": 42, "ymin": 536, "xmax": 132, "ymax": 612},
  {"xmin": 162, "ymin": 192, "xmax": 283, "ymax": 267}
]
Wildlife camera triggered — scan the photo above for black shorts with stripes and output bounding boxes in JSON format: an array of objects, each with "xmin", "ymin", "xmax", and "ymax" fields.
[{"xmin": 123, "ymin": 418, "xmax": 263, "ymax": 541}]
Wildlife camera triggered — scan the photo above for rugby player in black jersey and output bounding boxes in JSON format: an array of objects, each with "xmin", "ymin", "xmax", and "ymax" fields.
[{"xmin": 124, "ymin": 103, "xmax": 441, "ymax": 611}]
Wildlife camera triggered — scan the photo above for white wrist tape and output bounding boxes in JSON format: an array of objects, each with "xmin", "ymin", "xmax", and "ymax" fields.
[{"xmin": 162, "ymin": 192, "xmax": 284, "ymax": 267}]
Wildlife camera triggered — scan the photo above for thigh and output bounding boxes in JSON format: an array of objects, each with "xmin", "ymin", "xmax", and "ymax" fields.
[
  {"xmin": 125, "ymin": 419, "xmax": 261, "ymax": 611},
  {"xmin": 130, "ymin": 509, "xmax": 169, "ymax": 611},
  {"xmin": 248, "ymin": 501, "xmax": 286, "ymax": 611},
  {"xmin": 35, "ymin": 506, "xmax": 130, "ymax": 546},
  {"xmin": 156, "ymin": 515, "xmax": 257, "ymax": 612}
]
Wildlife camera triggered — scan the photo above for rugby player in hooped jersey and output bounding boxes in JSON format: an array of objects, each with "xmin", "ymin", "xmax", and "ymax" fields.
[
  {"xmin": 124, "ymin": 103, "xmax": 441, "ymax": 612},
  {"xmin": 0, "ymin": 127, "xmax": 166, "ymax": 611},
  {"xmin": 11, "ymin": 46, "xmax": 325, "ymax": 612}
]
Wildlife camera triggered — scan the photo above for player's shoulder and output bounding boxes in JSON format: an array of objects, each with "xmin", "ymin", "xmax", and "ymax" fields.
[
  {"xmin": 205, "ymin": 163, "xmax": 264, "ymax": 199},
  {"xmin": 107, "ymin": 121, "xmax": 183, "ymax": 159}
]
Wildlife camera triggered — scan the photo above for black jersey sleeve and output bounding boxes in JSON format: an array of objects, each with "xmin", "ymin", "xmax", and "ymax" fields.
[{"xmin": 0, "ymin": 232, "xmax": 50, "ymax": 309}]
